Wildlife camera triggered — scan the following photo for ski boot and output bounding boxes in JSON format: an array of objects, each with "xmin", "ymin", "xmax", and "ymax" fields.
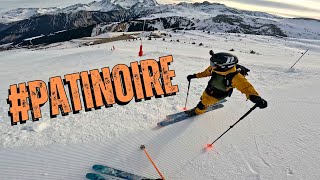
[{"xmin": 185, "ymin": 108, "xmax": 198, "ymax": 117}]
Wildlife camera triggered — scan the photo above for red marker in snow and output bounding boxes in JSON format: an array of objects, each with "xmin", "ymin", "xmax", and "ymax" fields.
[
  {"xmin": 205, "ymin": 144, "xmax": 214, "ymax": 151},
  {"xmin": 138, "ymin": 44, "xmax": 143, "ymax": 56},
  {"xmin": 205, "ymin": 105, "xmax": 257, "ymax": 151}
]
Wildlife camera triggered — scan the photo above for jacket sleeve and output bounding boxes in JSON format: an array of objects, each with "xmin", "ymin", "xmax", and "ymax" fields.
[
  {"xmin": 195, "ymin": 66, "xmax": 213, "ymax": 78},
  {"xmin": 232, "ymin": 73, "xmax": 260, "ymax": 98}
]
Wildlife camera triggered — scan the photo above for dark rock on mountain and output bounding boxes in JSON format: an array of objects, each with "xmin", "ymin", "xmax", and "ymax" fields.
[
  {"xmin": 19, "ymin": 25, "xmax": 96, "ymax": 46},
  {"xmin": 0, "ymin": 23, "xmax": 9, "ymax": 32},
  {"xmin": 0, "ymin": 10, "xmax": 130, "ymax": 45}
]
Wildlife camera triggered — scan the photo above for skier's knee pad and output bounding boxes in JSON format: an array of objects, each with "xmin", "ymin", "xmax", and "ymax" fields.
[{"xmin": 196, "ymin": 101, "xmax": 206, "ymax": 110}]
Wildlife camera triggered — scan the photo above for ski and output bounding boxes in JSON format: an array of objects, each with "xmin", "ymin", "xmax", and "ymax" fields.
[
  {"xmin": 166, "ymin": 99, "xmax": 227, "ymax": 119},
  {"xmin": 158, "ymin": 103, "xmax": 225, "ymax": 127},
  {"xmin": 92, "ymin": 165, "xmax": 148, "ymax": 180},
  {"xmin": 86, "ymin": 173, "xmax": 123, "ymax": 180},
  {"xmin": 86, "ymin": 173, "xmax": 106, "ymax": 180}
]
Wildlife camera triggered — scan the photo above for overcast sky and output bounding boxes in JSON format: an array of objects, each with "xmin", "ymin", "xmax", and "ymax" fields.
[{"xmin": 0, "ymin": 0, "xmax": 319, "ymax": 19}]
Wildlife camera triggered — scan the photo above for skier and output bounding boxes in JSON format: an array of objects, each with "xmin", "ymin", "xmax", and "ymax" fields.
[{"xmin": 186, "ymin": 50, "xmax": 267, "ymax": 116}]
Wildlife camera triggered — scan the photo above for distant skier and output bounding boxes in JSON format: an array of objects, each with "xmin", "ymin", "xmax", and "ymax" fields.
[{"xmin": 186, "ymin": 50, "xmax": 267, "ymax": 116}]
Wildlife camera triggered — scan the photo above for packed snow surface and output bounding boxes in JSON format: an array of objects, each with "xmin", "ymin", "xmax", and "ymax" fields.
[{"xmin": 0, "ymin": 31, "xmax": 320, "ymax": 179}]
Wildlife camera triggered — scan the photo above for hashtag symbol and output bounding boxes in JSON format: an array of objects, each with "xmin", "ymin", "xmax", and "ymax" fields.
[{"xmin": 7, "ymin": 83, "xmax": 30, "ymax": 126}]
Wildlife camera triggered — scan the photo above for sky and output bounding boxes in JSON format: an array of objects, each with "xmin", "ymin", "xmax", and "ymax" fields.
[{"xmin": 0, "ymin": 0, "xmax": 319, "ymax": 19}]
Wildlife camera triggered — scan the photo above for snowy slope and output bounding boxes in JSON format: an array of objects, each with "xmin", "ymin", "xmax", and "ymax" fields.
[{"xmin": 0, "ymin": 31, "xmax": 320, "ymax": 179}]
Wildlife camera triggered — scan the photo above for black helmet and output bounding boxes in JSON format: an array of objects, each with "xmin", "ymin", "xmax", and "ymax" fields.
[{"xmin": 209, "ymin": 50, "xmax": 238, "ymax": 70}]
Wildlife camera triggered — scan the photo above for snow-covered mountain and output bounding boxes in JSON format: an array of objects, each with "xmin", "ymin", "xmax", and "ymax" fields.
[
  {"xmin": 0, "ymin": 0, "xmax": 158, "ymax": 23},
  {"xmin": 0, "ymin": 0, "xmax": 319, "ymax": 46},
  {"xmin": 0, "ymin": 7, "xmax": 58, "ymax": 24},
  {"xmin": 112, "ymin": 0, "xmax": 158, "ymax": 9},
  {"xmin": 0, "ymin": 0, "xmax": 282, "ymax": 24},
  {"xmin": 57, "ymin": 0, "xmax": 124, "ymax": 13},
  {"xmin": 0, "ymin": 10, "xmax": 130, "ymax": 46}
]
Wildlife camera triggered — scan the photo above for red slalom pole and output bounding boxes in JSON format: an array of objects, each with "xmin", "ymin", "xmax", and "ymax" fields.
[
  {"xmin": 138, "ymin": 44, "xmax": 143, "ymax": 56},
  {"xmin": 140, "ymin": 145, "xmax": 166, "ymax": 180}
]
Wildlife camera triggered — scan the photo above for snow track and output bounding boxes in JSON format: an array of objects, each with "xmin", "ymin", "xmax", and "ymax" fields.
[
  {"xmin": 1, "ymin": 81, "xmax": 319, "ymax": 180},
  {"xmin": 0, "ymin": 31, "xmax": 320, "ymax": 179}
]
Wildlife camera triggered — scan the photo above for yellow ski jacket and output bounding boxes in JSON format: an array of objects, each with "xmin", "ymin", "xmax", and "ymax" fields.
[{"xmin": 195, "ymin": 66, "xmax": 260, "ymax": 98}]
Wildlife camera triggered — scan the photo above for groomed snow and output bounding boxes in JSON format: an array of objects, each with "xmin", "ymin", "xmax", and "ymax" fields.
[{"xmin": 0, "ymin": 31, "xmax": 320, "ymax": 179}]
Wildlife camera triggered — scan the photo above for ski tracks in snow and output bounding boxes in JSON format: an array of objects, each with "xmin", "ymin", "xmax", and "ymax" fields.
[{"xmin": 0, "ymin": 31, "xmax": 320, "ymax": 179}]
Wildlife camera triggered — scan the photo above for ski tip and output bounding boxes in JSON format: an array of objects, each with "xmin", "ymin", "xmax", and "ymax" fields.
[
  {"xmin": 86, "ymin": 173, "xmax": 105, "ymax": 180},
  {"xmin": 92, "ymin": 165, "xmax": 104, "ymax": 171},
  {"xmin": 157, "ymin": 122, "xmax": 164, "ymax": 127}
]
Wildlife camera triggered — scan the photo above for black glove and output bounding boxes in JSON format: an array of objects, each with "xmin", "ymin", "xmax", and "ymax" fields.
[
  {"xmin": 187, "ymin": 74, "xmax": 197, "ymax": 81},
  {"xmin": 249, "ymin": 95, "xmax": 268, "ymax": 109},
  {"xmin": 236, "ymin": 64, "xmax": 250, "ymax": 76}
]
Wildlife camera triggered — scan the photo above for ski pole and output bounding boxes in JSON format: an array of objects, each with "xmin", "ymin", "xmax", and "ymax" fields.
[
  {"xmin": 140, "ymin": 145, "xmax": 166, "ymax": 180},
  {"xmin": 290, "ymin": 49, "xmax": 309, "ymax": 69},
  {"xmin": 207, "ymin": 105, "xmax": 258, "ymax": 148},
  {"xmin": 183, "ymin": 80, "xmax": 191, "ymax": 110}
]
